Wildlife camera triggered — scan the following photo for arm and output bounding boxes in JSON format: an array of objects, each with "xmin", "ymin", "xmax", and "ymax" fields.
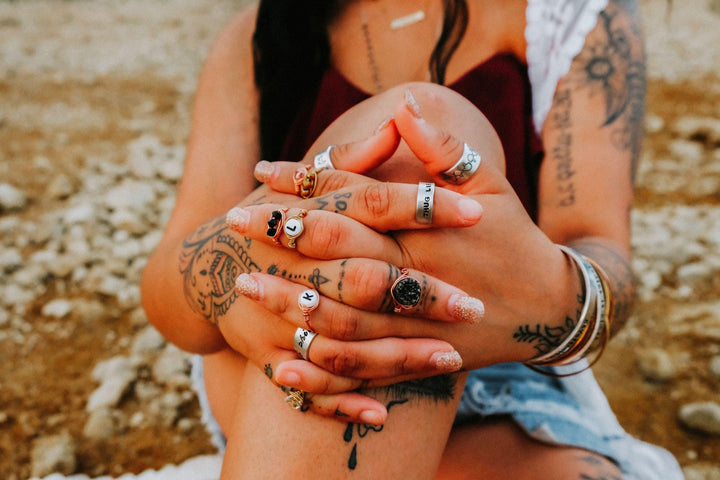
[{"xmin": 141, "ymin": 7, "xmax": 261, "ymax": 353}]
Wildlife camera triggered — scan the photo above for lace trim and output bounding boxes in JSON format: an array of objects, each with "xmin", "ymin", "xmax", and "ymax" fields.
[{"xmin": 525, "ymin": 0, "xmax": 609, "ymax": 134}]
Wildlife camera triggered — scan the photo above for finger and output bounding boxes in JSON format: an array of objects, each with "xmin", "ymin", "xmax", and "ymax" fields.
[
  {"xmin": 225, "ymin": 204, "xmax": 404, "ymax": 262},
  {"xmin": 233, "ymin": 272, "xmax": 448, "ymax": 340},
  {"xmin": 393, "ymin": 88, "xmax": 506, "ymax": 193},
  {"xmin": 253, "ymin": 119, "xmax": 400, "ymax": 193},
  {"xmin": 235, "ymin": 265, "xmax": 484, "ymax": 325}
]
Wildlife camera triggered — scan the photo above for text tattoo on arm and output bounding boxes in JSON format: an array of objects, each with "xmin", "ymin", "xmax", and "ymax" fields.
[{"xmin": 179, "ymin": 216, "xmax": 261, "ymax": 325}]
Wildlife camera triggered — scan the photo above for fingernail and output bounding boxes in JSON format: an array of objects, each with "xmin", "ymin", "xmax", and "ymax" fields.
[
  {"xmin": 457, "ymin": 198, "xmax": 483, "ymax": 223},
  {"xmin": 254, "ymin": 160, "xmax": 275, "ymax": 183},
  {"xmin": 226, "ymin": 206, "xmax": 250, "ymax": 232},
  {"xmin": 276, "ymin": 371, "xmax": 301, "ymax": 387},
  {"xmin": 373, "ymin": 116, "xmax": 393, "ymax": 135},
  {"xmin": 431, "ymin": 350, "xmax": 463, "ymax": 371},
  {"xmin": 449, "ymin": 294, "xmax": 485, "ymax": 323},
  {"xmin": 234, "ymin": 273, "xmax": 262, "ymax": 300},
  {"xmin": 404, "ymin": 89, "xmax": 423, "ymax": 119},
  {"xmin": 359, "ymin": 410, "xmax": 384, "ymax": 425}
]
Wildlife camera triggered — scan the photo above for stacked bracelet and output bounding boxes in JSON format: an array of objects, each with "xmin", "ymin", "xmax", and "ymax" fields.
[{"xmin": 525, "ymin": 244, "xmax": 613, "ymax": 372}]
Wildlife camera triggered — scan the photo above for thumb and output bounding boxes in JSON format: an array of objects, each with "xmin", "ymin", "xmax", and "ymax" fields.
[{"xmin": 320, "ymin": 117, "xmax": 402, "ymax": 174}]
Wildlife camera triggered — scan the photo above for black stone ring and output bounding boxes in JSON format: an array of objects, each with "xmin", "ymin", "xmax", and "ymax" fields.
[
  {"xmin": 390, "ymin": 268, "xmax": 422, "ymax": 313},
  {"xmin": 266, "ymin": 208, "xmax": 287, "ymax": 246}
]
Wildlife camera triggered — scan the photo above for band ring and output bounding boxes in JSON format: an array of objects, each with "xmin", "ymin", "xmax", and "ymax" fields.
[
  {"xmin": 266, "ymin": 209, "xmax": 287, "ymax": 246},
  {"xmin": 283, "ymin": 209, "xmax": 307, "ymax": 248},
  {"xmin": 293, "ymin": 165, "xmax": 319, "ymax": 199},
  {"xmin": 293, "ymin": 328, "xmax": 318, "ymax": 360},
  {"xmin": 440, "ymin": 143, "xmax": 481, "ymax": 185},
  {"xmin": 313, "ymin": 145, "xmax": 336, "ymax": 171},
  {"xmin": 298, "ymin": 289, "xmax": 319, "ymax": 331},
  {"xmin": 390, "ymin": 267, "xmax": 422, "ymax": 313},
  {"xmin": 284, "ymin": 389, "xmax": 306, "ymax": 410},
  {"xmin": 415, "ymin": 182, "xmax": 435, "ymax": 224}
]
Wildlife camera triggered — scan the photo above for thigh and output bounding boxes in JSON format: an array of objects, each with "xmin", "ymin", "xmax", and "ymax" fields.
[
  {"xmin": 436, "ymin": 418, "xmax": 623, "ymax": 480},
  {"xmin": 218, "ymin": 364, "xmax": 469, "ymax": 479}
]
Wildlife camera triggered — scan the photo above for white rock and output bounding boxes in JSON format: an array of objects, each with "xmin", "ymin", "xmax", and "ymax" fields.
[
  {"xmin": 109, "ymin": 209, "xmax": 148, "ymax": 234},
  {"xmin": 42, "ymin": 299, "xmax": 74, "ymax": 319},
  {"xmin": 117, "ymin": 285, "xmax": 142, "ymax": 310},
  {"xmin": 63, "ymin": 202, "xmax": 97, "ymax": 225},
  {"xmin": 0, "ymin": 183, "xmax": 28, "ymax": 211},
  {"xmin": 0, "ymin": 248, "xmax": 23, "ymax": 272},
  {"xmin": 131, "ymin": 325, "xmax": 166, "ymax": 354},
  {"xmin": 673, "ymin": 115, "xmax": 720, "ymax": 143},
  {"xmin": 103, "ymin": 180, "xmax": 157, "ymax": 212},
  {"xmin": 645, "ymin": 113, "xmax": 665, "ymax": 134},
  {"xmin": 87, "ymin": 357, "xmax": 138, "ymax": 412},
  {"xmin": 30, "ymin": 432, "xmax": 77, "ymax": 477},
  {"xmin": 678, "ymin": 402, "xmax": 720, "ymax": 435},
  {"xmin": 676, "ymin": 262, "xmax": 716, "ymax": 289},
  {"xmin": 709, "ymin": 356, "xmax": 720, "ymax": 379},
  {"xmin": 636, "ymin": 349, "xmax": 677, "ymax": 382},
  {"xmin": 153, "ymin": 345, "xmax": 191, "ymax": 387},
  {"xmin": 83, "ymin": 408, "xmax": 118, "ymax": 441}
]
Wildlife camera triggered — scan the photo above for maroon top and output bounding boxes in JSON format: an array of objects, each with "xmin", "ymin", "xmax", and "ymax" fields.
[{"xmin": 279, "ymin": 53, "xmax": 544, "ymax": 220}]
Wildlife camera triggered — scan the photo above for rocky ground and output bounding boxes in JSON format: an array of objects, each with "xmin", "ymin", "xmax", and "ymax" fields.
[{"xmin": 0, "ymin": 0, "xmax": 719, "ymax": 479}]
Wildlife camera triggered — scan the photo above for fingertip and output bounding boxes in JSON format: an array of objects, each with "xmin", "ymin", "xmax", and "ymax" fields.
[
  {"xmin": 359, "ymin": 409, "xmax": 386, "ymax": 425},
  {"xmin": 457, "ymin": 198, "xmax": 483, "ymax": 225},
  {"xmin": 254, "ymin": 160, "xmax": 275, "ymax": 183}
]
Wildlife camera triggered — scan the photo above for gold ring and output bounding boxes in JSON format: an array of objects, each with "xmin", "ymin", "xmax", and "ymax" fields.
[{"xmin": 293, "ymin": 165, "xmax": 319, "ymax": 199}]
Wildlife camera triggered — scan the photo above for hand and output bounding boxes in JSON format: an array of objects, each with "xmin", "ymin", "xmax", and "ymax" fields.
[{"xmin": 246, "ymin": 86, "xmax": 580, "ymax": 392}]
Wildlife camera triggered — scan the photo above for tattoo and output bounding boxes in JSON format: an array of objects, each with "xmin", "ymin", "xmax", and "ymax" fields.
[
  {"xmin": 343, "ymin": 399, "xmax": 409, "ymax": 471},
  {"xmin": 267, "ymin": 264, "xmax": 330, "ymax": 292},
  {"xmin": 335, "ymin": 410, "xmax": 349, "ymax": 417},
  {"xmin": 378, "ymin": 264, "xmax": 402, "ymax": 313},
  {"xmin": 573, "ymin": 0, "xmax": 646, "ymax": 182},
  {"xmin": 341, "ymin": 375, "xmax": 458, "ymax": 470},
  {"xmin": 264, "ymin": 363, "xmax": 273, "ymax": 379},
  {"xmin": 337, "ymin": 259, "xmax": 347, "ymax": 303},
  {"xmin": 314, "ymin": 191, "xmax": 352, "ymax": 213},
  {"xmin": 179, "ymin": 216, "xmax": 261, "ymax": 324},
  {"xmin": 513, "ymin": 317, "xmax": 577, "ymax": 355},
  {"xmin": 550, "ymin": 87, "xmax": 577, "ymax": 207}
]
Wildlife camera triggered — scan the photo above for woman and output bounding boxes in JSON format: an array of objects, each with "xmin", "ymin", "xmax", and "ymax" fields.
[{"xmin": 141, "ymin": 0, "xmax": 682, "ymax": 478}]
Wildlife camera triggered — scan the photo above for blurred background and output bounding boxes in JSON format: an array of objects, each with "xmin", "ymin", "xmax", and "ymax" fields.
[{"xmin": 0, "ymin": 0, "xmax": 718, "ymax": 478}]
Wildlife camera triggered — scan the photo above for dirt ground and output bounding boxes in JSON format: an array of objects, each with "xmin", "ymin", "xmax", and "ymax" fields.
[{"xmin": 0, "ymin": 0, "xmax": 719, "ymax": 478}]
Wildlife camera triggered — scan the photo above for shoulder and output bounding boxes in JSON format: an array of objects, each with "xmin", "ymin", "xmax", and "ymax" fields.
[{"xmin": 203, "ymin": 4, "xmax": 258, "ymax": 73}]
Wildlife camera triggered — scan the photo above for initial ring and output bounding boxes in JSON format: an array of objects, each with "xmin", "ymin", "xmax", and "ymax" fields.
[
  {"xmin": 293, "ymin": 165, "xmax": 319, "ymax": 199},
  {"xmin": 293, "ymin": 328, "xmax": 318, "ymax": 360},
  {"xmin": 284, "ymin": 389, "xmax": 306, "ymax": 410},
  {"xmin": 283, "ymin": 209, "xmax": 307, "ymax": 248},
  {"xmin": 440, "ymin": 143, "xmax": 481, "ymax": 185},
  {"xmin": 313, "ymin": 145, "xmax": 336, "ymax": 171},
  {"xmin": 415, "ymin": 182, "xmax": 435, "ymax": 224},
  {"xmin": 266, "ymin": 209, "xmax": 287, "ymax": 246},
  {"xmin": 298, "ymin": 289, "xmax": 320, "ymax": 330},
  {"xmin": 390, "ymin": 268, "xmax": 422, "ymax": 313}
]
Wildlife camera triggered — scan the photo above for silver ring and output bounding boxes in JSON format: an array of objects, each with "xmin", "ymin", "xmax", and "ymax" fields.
[
  {"xmin": 415, "ymin": 182, "xmax": 435, "ymax": 224},
  {"xmin": 440, "ymin": 143, "xmax": 481, "ymax": 185},
  {"xmin": 293, "ymin": 328, "xmax": 318, "ymax": 360},
  {"xmin": 313, "ymin": 146, "xmax": 336, "ymax": 171}
]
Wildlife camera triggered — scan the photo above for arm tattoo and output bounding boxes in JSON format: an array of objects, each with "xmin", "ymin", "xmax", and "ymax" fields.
[
  {"xmin": 550, "ymin": 87, "xmax": 577, "ymax": 207},
  {"xmin": 573, "ymin": 0, "xmax": 646, "ymax": 182},
  {"xmin": 178, "ymin": 216, "xmax": 261, "ymax": 325}
]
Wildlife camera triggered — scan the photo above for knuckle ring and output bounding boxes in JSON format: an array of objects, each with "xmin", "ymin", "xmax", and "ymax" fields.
[
  {"xmin": 284, "ymin": 389, "xmax": 306, "ymax": 410},
  {"xmin": 298, "ymin": 288, "xmax": 320, "ymax": 331},
  {"xmin": 415, "ymin": 182, "xmax": 435, "ymax": 224},
  {"xmin": 390, "ymin": 267, "xmax": 423, "ymax": 313},
  {"xmin": 283, "ymin": 209, "xmax": 307, "ymax": 248},
  {"xmin": 293, "ymin": 327, "xmax": 318, "ymax": 360},
  {"xmin": 293, "ymin": 164, "xmax": 319, "ymax": 199},
  {"xmin": 313, "ymin": 145, "xmax": 336, "ymax": 171},
  {"xmin": 440, "ymin": 143, "xmax": 481, "ymax": 185},
  {"xmin": 266, "ymin": 208, "xmax": 287, "ymax": 246}
]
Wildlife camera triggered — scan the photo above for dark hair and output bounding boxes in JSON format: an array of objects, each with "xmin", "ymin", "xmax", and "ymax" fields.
[{"xmin": 252, "ymin": 0, "xmax": 468, "ymax": 162}]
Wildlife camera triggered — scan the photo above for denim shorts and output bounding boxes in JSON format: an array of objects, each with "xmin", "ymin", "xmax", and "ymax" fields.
[{"xmin": 191, "ymin": 357, "xmax": 682, "ymax": 480}]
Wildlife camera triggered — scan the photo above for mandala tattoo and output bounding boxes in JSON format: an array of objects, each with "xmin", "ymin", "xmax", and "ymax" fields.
[{"xmin": 179, "ymin": 216, "xmax": 261, "ymax": 325}]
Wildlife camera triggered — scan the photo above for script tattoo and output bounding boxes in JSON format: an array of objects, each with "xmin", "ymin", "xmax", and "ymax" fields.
[
  {"xmin": 314, "ymin": 191, "xmax": 352, "ymax": 213},
  {"xmin": 179, "ymin": 216, "xmax": 261, "ymax": 324},
  {"xmin": 573, "ymin": 0, "xmax": 646, "ymax": 182},
  {"xmin": 550, "ymin": 87, "xmax": 576, "ymax": 207},
  {"xmin": 343, "ymin": 375, "xmax": 457, "ymax": 470}
]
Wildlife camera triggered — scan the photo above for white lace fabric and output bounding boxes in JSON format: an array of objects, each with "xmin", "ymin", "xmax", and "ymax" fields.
[{"xmin": 525, "ymin": 0, "xmax": 609, "ymax": 134}]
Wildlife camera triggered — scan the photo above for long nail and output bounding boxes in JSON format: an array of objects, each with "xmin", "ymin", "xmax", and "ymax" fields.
[
  {"xmin": 254, "ymin": 160, "xmax": 275, "ymax": 183},
  {"xmin": 431, "ymin": 350, "xmax": 463, "ymax": 371},
  {"xmin": 235, "ymin": 273, "xmax": 262, "ymax": 300},
  {"xmin": 449, "ymin": 294, "xmax": 485, "ymax": 323},
  {"xmin": 226, "ymin": 207, "xmax": 250, "ymax": 232},
  {"xmin": 404, "ymin": 89, "xmax": 423, "ymax": 119},
  {"xmin": 359, "ymin": 410, "xmax": 385, "ymax": 425}
]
